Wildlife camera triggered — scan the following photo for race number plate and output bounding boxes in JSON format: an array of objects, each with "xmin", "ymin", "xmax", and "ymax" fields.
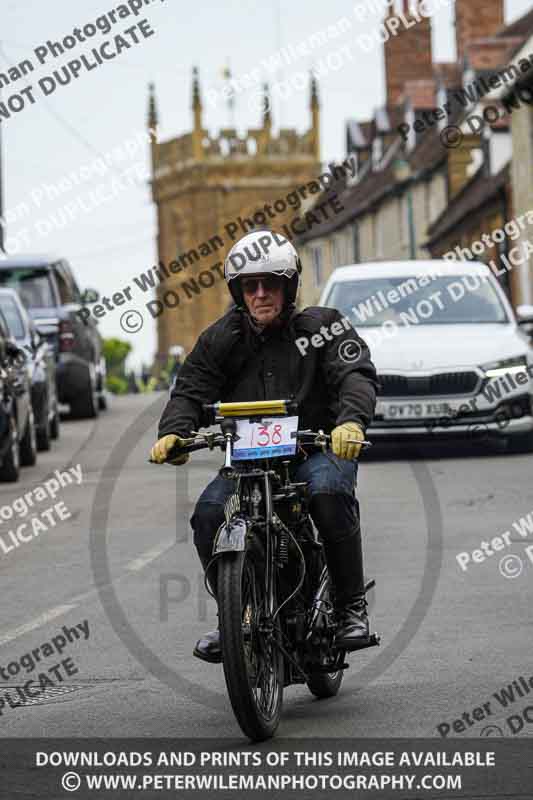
[{"xmin": 233, "ymin": 416, "xmax": 299, "ymax": 460}]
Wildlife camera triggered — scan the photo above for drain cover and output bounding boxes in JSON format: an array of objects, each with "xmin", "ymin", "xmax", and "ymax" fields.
[{"xmin": 1, "ymin": 685, "xmax": 88, "ymax": 707}]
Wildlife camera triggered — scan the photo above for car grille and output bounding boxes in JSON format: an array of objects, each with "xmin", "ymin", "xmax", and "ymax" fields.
[{"xmin": 379, "ymin": 371, "xmax": 479, "ymax": 397}]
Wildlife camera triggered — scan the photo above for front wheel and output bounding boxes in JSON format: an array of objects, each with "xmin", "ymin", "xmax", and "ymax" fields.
[{"xmin": 218, "ymin": 546, "xmax": 283, "ymax": 742}]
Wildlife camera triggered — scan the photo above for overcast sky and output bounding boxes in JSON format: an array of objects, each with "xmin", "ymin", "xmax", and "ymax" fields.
[{"xmin": 2, "ymin": 0, "xmax": 531, "ymax": 369}]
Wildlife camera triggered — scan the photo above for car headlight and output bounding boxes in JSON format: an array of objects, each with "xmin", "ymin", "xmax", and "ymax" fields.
[{"xmin": 482, "ymin": 356, "xmax": 528, "ymax": 378}]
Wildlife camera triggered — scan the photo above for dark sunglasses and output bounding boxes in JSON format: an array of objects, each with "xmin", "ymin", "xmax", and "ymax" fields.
[{"xmin": 241, "ymin": 276, "xmax": 283, "ymax": 294}]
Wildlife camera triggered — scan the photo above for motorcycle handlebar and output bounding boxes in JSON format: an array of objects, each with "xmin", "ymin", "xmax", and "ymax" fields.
[{"xmin": 150, "ymin": 429, "xmax": 371, "ymax": 465}]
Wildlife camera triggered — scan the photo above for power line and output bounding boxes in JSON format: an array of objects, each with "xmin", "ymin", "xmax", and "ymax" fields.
[{"xmin": 0, "ymin": 43, "xmax": 150, "ymax": 180}]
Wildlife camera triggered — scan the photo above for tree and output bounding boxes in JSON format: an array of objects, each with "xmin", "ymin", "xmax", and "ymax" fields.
[
  {"xmin": 102, "ymin": 338, "xmax": 132, "ymax": 379},
  {"xmin": 102, "ymin": 338, "xmax": 132, "ymax": 394}
]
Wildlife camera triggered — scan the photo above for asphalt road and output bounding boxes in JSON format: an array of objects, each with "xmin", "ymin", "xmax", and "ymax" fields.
[{"xmin": 1, "ymin": 393, "xmax": 532, "ymax": 741}]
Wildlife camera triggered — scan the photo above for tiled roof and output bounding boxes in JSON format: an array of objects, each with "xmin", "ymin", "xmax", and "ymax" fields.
[
  {"xmin": 496, "ymin": 7, "xmax": 533, "ymax": 41},
  {"xmin": 426, "ymin": 163, "xmax": 510, "ymax": 246},
  {"xmin": 297, "ymin": 101, "xmax": 466, "ymax": 245}
]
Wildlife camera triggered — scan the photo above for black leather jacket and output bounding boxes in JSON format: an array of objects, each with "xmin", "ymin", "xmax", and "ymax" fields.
[{"xmin": 158, "ymin": 305, "xmax": 378, "ymax": 438}]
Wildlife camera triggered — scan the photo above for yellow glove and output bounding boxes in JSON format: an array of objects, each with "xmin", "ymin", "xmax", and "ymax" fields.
[
  {"xmin": 150, "ymin": 434, "xmax": 189, "ymax": 465},
  {"xmin": 331, "ymin": 421, "xmax": 365, "ymax": 460}
]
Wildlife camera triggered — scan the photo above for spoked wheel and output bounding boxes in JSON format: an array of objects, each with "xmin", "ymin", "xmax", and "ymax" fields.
[
  {"xmin": 306, "ymin": 573, "xmax": 344, "ymax": 699},
  {"xmin": 218, "ymin": 546, "xmax": 283, "ymax": 741}
]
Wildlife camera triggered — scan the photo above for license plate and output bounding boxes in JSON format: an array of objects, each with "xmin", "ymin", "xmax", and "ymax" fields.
[
  {"xmin": 381, "ymin": 402, "xmax": 452, "ymax": 420},
  {"xmin": 233, "ymin": 416, "xmax": 299, "ymax": 460}
]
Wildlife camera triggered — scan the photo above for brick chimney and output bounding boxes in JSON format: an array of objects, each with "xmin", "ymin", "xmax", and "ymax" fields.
[
  {"xmin": 455, "ymin": 0, "xmax": 504, "ymax": 62},
  {"xmin": 384, "ymin": 0, "xmax": 433, "ymax": 107}
]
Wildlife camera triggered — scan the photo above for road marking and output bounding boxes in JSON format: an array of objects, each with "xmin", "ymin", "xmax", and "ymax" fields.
[
  {"xmin": 0, "ymin": 604, "xmax": 77, "ymax": 646},
  {"xmin": 127, "ymin": 541, "xmax": 174, "ymax": 572},
  {"xmin": 0, "ymin": 541, "xmax": 174, "ymax": 646}
]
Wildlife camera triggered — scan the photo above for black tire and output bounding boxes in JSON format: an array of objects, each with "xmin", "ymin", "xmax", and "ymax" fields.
[
  {"xmin": 505, "ymin": 431, "xmax": 533, "ymax": 454},
  {"xmin": 0, "ymin": 416, "xmax": 20, "ymax": 482},
  {"xmin": 50, "ymin": 405, "xmax": 60, "ymax": 440},
  {"xmin": 306, "ymin": 573, "xmax": 344, "ymax": 699},
  {"xmin": 218, "ymin": 546, "xmax": 283, "ymax": 742},
  {"xmin": 19, "ymin": 409, "xmax": 37, "ymax": 466},
  {"xmin": 36, "ymin": 402, "xmax": 51, "ymax": 451},
  {"xmin": 70, "ymin": 372, "xmax": 99, "ymax": 419}
]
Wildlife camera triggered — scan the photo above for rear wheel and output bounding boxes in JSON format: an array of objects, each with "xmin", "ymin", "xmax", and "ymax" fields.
[
  {"xmin": 218, "ymin": 545, "xmax": 283, "ymax": 742},
  {"xmin": 0, "ymin": 416, "xmax": 20, "ymax": 482},
  {"xmin": 19, "ymin": 409, "xmax": 37, "ymax": 466},
  {"xmin": 70, "ymin": 370, "xmax": 99, "ymax": 419}
]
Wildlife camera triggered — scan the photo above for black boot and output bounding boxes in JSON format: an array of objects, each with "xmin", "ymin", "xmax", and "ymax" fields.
[
  {"xmin": 193, "ymin": 629, "xmax": 222, "ymax": 663},
  {"xmin": 193, "ymin": 553, "xmax": 222, "ymax": 663},
  {"xmin": 314, "ymin": 495, "xmax": 370, "ymax": 651},
  {"xmin": 335, "ymin": 596, "xmax": 369, "ymax": 650}
]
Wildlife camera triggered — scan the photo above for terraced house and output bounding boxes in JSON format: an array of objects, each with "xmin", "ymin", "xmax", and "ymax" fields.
[{"xmin": 297, "ymin": 0, "xmax": 533, "ymax": 310}]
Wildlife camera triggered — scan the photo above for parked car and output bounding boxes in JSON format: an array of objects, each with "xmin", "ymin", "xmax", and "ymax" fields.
[
  {"xmin": 0, "ymin": 316, "xmax": 37, "ymax": 480},
  {"xmin": 319, "ymin": 260, "xmax": 533, "ymax": 452},
  {"xmin": 0, "ymin": 288, "xmax": 59, "ymax": 451},
  {"xmin": 0, "ymin": 255, "xmax": 106, "ymax": 418}
]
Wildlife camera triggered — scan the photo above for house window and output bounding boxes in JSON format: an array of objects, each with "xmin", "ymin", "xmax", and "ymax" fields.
[
  {"xmin": 311, "ymin": 247, "xmax": 323, "ymax": 287},
  {"xmin": 352, "ymin": 223, "xmax": 360, "ymax": 263}
]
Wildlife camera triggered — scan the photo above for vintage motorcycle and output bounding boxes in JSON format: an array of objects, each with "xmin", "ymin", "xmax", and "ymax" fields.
[{"xmin": 157, "ymin": 399, "xmax": 380, "ymax": 741}]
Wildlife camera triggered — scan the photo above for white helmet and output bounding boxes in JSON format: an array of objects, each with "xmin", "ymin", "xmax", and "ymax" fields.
[{"xmin": 224, "ymin": 230, "xmax": 301, "ymax": 307}]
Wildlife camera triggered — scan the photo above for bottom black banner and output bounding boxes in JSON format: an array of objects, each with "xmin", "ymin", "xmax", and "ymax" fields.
[{"xmin": 0, "ymin": 738, "xmax": 531, "ymax": 799}]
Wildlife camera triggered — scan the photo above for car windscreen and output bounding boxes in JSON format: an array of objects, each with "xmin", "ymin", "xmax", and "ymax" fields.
[
  {"xmin": 0, "ymin": 296, "xmax": 25, "ymax": 340},
  {"xmin": 325, "ymin": 274, "xmax": 509, "ymax": 326},
  {"xmin": 0, "ymin": 268, "xmax": 56, "ymax": 309}
]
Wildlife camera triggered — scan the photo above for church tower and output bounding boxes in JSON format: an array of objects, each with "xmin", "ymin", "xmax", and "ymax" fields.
[{"xmin": 149, "ymin": 69, "xmax": 321, "ymax": 362}]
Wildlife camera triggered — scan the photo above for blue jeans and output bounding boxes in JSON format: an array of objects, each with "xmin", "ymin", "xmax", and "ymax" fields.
[{"xmin": 190, "ymin": 452, "xmax": 364, "ymax": 605}]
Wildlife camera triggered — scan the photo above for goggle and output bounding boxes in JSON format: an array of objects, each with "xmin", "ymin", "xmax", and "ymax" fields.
[{"xmin": 241, "ymin": 275, "xmax": 284, "ymax": 294}]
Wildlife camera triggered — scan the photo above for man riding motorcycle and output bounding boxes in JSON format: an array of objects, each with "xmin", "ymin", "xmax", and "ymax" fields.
[{"xmin": 150, "ymin": 230, "xmax": 378, "ymax": 663}]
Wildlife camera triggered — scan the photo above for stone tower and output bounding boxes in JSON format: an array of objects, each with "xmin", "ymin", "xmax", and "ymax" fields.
[{"xmin": 149, "ymin": 69, "xmax": 321, "ymax": 363}]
